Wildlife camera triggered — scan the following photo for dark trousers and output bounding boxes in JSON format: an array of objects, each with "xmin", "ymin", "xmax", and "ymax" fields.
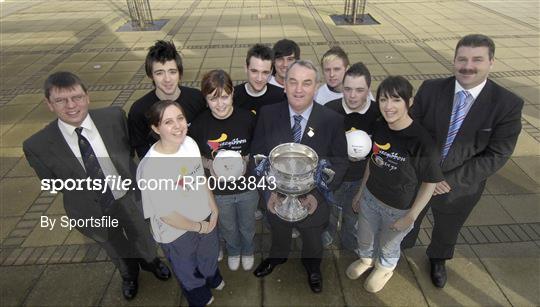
[
  {"xmin": 402, "ymin": 185, "xmax": 483, "ymax": 259},
  {"xmin": 161, "ymin": 227, "xmax": 222, "ymax": 307},
  {"xmin": 97, "ymin": 195, "xmax": 158, "ymax": 280},
  {"xmin": 267, "ymin": 206, "xmax": 328, "ymax": 274}
]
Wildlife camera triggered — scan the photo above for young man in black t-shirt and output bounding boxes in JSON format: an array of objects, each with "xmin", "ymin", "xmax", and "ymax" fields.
[
  {"xmin": 233, "ymin": 44, "xmax": 284, "ymax": 118},
  {"xmin": 268, "ymin": 39, "xmax": 300, "ymax": 88},
  {"xmin": 315, "ymin": 46, "xmax": 350, "ymax": 105},
  {"xmin": 128, "ymin": 40, "xmax": 206, "ymax": 158},
  {"xmin": 324, "ymin": 62, "xmax": 380, "ymax": 252}
]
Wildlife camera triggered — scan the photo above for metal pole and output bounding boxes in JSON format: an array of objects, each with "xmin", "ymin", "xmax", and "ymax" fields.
[{"xmin": 352, "ymin": 0, "xmax": 358, "ymax": 24}]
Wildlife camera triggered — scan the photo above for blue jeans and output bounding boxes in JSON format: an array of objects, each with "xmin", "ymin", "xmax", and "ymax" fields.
[
  {"xmin": 215, "ymin": 190, "xmax": 259, "ymax": 256},
  {"xmin": 357, "ymin": 188, "xmax": 413, "ymax": 269},
  {"xmin": 323, "ymin": 180, "xmax": 361, "ymax": 252}
]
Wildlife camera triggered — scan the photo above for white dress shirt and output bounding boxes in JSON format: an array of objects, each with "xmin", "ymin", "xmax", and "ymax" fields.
[
  {"xmin": 454, "ymin": 79, "xmax": 487, "ymax": 117},
  {"xmin": 57, "ymin": 115, "xmax": 126, "ymax": 200}
]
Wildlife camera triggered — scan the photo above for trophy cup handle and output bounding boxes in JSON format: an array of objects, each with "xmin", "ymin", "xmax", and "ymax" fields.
[
  {"xmin": 253, "ymin": 154, "xmax": 267, "ymax": 167},
  {"xmin": 322, "ymin": 167, "xmax": 335, "ymax": 183}
]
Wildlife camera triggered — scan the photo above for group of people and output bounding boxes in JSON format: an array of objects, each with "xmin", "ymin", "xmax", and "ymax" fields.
[{"xmin": 23, "ymin": 33, "xmax": 523, "ymax": 306}]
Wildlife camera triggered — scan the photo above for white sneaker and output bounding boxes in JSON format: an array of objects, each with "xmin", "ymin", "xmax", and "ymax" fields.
[
  {"xmin": 364, "ymin": 263, "xmax": 394, "ymax": 293},
  {"xmin": 228, "ymin": 256, "xmax": 240, "ymax": 271},
  {"xmin": 218, "ymin": 247, "xmax": 223, "ymax": 262},
  {"xmin": 206, "ymin": 296, "xmax": 214, "ymax": 305},
  {"xmin": 241, "ymin": 255, "xmax": 255, "ymax": 271},
  {"xmin": 254, "ymin": 209, "xmax": 264, "ymax": 220},
  {"xmin": 345, "ymin": 258, "xmax": 374, "ymax": 280},
  {"xmin": 292, "ymin": 228, "xmax": 300, "ymax": 238},
  {"xmin": 215, "ymin": 280, "xmax": 225, "ymax": 290}
]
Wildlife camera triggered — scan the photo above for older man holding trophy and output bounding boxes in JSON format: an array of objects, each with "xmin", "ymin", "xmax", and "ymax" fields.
[{"xmin": 251, "ymin": 60, "xmax": 348, "ymax": 293}]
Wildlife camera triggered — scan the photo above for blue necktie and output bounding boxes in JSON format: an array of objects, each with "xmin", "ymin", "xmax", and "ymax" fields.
[
  {"xmin": 292, "ymin": 115, "xmax": 303, "ymax": 143},
  {"xmin": 75, "ymin": 127, "xmax": 115, "ymax": 207},
  {"xmin": 442, "ymin": 90, "xmax": 471, "ymax": 160}
]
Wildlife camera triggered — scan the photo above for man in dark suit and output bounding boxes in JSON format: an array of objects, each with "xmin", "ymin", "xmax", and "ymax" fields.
[
  {"xmin": 251, "ymin": 60, "xmax": 348, "ymax": 293},
  {"xmin": 402, "ymin": 34, "xmax": 524, "ymax": 288},
  {"xmin": 23, "ymin": 72, "xmax": 171, "ymax": 300}
]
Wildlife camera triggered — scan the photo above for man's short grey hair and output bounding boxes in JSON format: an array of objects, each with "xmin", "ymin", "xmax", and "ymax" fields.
[{"xmin": 285, "ymin": 59, "xmax": 321, "ymax": 83}]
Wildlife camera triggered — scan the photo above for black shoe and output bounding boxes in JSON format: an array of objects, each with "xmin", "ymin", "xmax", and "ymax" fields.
[
  {"xmin": 253, "ymin": 258, "xmax": 285, "ymax": 278},
  {"xmin": 430, "ymin": 259, "xmax": 447, "ymax": 288},
  {"xmin": 308, "ymin": 273, "xmax": 323, "ymax": 293},
  {"xmin": 141, "ymin": 258, "xmax": 171, "ymax": 281},
  {"xmin": 122, "ymin": 279, "xmax": 138, "ymax": 300}
]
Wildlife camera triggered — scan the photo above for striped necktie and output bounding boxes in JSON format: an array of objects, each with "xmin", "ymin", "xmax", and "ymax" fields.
[
  {"xmin": 75, "ymin": 127, "xmax": 115, "ymax": 207},
  {"xmin": 292, "ymin": 115, "xmax": 303, "ymax": 143},
  {"xmin": 442, "ymin": 90, "xmax": 471, "ymax": 160}
]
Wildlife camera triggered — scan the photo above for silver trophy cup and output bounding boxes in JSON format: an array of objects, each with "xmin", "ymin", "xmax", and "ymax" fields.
[{"xmin": 266, "ymin": 143, "xmax": 319, "ymax": 222}]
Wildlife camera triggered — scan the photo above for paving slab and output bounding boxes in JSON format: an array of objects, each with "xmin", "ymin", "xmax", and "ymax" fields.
[
  {"xmin": 0, "ymin": 156, "xmax": 20, "ymax": 178},
  {"xmin": 0, "ymin": 177, "xmax": 42, "ymax": 217},
  {"xmin": 472, "ymin": 242, "xmax": 540, "ymax": 306},
  {"xmin": 0, "ymin": 105, "xmax": 36, "ymax": 126},
  {"xmin": 335, "ymin": 249, "xmax": 428, "ymax": 307},
  {"xmin": 513, "ymin": 156, "xmax": 540, "ymax": 185},
  {"xmin": 63, "ymin": 228, "xmax": 95, "ymax": 245},
  {"xmin": 24, "ymin": 262, "xmax": 115, "ymax": 306},
  {"xmin": 0, "ymin": 216, "xmax": 20, "ymax": 241},
  {"xmin": 463, "ymin": 195, "xmax": 516, "ymax": 226},
  {"xmin": 262, "ymin": 251, "xmax": 345, "ymax": 306},
  {"xmin": 21, "ymin": 103, "xmax": 59, "ymax": 124},
  {"xmin": 494, "ymin": 194, "xmax": 540, "ymax": 224},
  {"xmin": 5, "ymin": 155, "xmax": 37, "ymax": 177},
  {"xmin": 102, "ymin": 269, "xmax": 181, "ymax": 306},
  {"xmin": 1, "ymin": 123, "xmax": 47, "ymax": 147},
  {"xmin": 22, "ymin": 214, "xmax": 70, "ymax": 247},
  {"xmin": 513, "ymin": 129, "xmax": 540, "ymax": 156},
  {"xmin": 0, "ymin": 265, "xmax": 45, "ymax": 306},
  {"xmin": 45, "ymin": 194, "xmax": 66, "ymax": 215},
  {"xmin": 6, "ymin": 94, "xmax": 43, "ymax": 106},
  {"xmin": 404, "ymin": 245, "xmax": 511, "ymax": 306},
  {"xmin": 486, "ymin": 159, "xmax": 540, "ymax": 194}
]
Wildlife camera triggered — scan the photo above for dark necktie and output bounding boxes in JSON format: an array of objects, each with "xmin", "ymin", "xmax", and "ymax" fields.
[
  {"xmin": 442, "ymin": 90, "xmax": 471, "ymax": 160},
  {"xmin": 75, "ymin": 127, "xmax": 115, "ymax": 207},
  {"xmin": 292, "ymin": 115, "xmax": 303, "ymax": 143}
]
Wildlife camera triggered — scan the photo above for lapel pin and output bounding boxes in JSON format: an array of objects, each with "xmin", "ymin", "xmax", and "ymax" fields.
[{"xmin": 307, "ymin": 127, "xmax": 315, "ymax": 138}]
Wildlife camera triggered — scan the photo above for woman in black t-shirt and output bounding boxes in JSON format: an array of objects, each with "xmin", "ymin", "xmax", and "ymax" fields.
[
  {"xmin": 189, "ymin": 70, "xmax": 259, "ymax": 273},
  {"xmin": 345, "ymin": 76, "xmax": 443, "ymax": 293}
]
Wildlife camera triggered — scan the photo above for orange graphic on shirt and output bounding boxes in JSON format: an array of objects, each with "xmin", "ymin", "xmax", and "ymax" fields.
[
  {"xmin": 207, "ymin": 133, "xmax": 228, "ymax": 152},
  {"xmin": 177, "ymin": 166, "xmax": 189, "ymax": 187},
  {"xmin": 372, "ymin": 142, "xmax": 391, "ymax": 154}
]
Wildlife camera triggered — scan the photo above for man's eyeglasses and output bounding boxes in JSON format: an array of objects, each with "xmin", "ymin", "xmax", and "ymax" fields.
[{"xmin": 51, "ymin": 94, "xmax": 86, "ymax": 106}]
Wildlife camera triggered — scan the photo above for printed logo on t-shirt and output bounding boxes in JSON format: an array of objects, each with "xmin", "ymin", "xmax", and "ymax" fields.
[
  {"xmin": 176, "ymin": 164, "xmax": 202, "ymax": 191},
  {"xmin": 206, "ymin": 132, "xmax": 248, "ymax": 154},
  {"xmin": 207, "ymin": 133, "xmax": 228, "ymax": 151},
  {"xmin": 371, "ymin": 142, "xmax": 405, "ymax": 171}
]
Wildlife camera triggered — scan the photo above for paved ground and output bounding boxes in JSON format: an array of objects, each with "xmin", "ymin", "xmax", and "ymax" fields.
[{"xmin": 1, "ymin": 0, "xmax": 539, "ymax": 306}]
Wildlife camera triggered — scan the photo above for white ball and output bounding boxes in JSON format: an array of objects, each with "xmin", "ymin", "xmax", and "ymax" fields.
[
  {"xmin": 346, "ymin": 130, "xmax": 372, "ymax": 159},
  {"xmin": 212, "ymin": 150, "xmax": 245, "ymax": 181}
]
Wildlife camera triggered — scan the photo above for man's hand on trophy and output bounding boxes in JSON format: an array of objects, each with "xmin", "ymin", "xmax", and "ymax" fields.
[
  {"xmin": 299, "ymin": 194, "xmax": 318, "ymax": 214},
  {"xmin": 267, "ymin": 192, "xmax": 284, "ymax": 214}
]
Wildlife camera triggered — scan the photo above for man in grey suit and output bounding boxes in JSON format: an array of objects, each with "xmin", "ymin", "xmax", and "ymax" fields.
[
  {"xmin": 23, "ymin": 71, "xmax": 171, "ymax": 300},
  {"xmin": 402, "ymin": 34, "xmax": 524, "ymax": 288}
]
